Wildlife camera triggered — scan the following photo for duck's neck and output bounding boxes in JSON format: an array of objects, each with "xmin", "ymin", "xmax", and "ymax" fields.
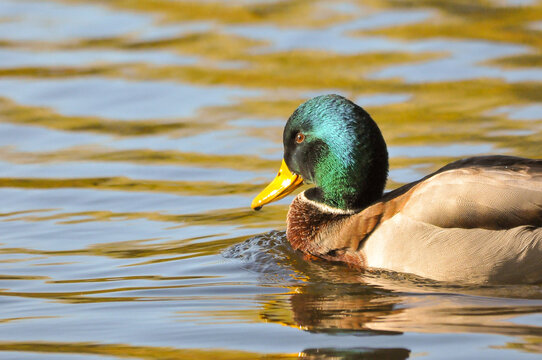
[{"xmin": 309, "ymin": 131, "xmax": 389, "ymax": 210}]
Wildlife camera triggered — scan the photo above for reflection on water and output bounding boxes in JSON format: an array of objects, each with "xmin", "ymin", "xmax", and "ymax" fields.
[{"xmin": 0, "ymin": 0, "xmax": 541, "ymax": 359}]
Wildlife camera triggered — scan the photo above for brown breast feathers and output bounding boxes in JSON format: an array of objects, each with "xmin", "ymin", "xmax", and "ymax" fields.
[{"xmin": 286, "ymin": 191, "xmax": 412, "ymax": 268}]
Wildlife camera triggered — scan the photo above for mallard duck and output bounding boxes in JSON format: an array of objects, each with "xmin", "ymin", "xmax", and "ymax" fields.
[{"xmin": 251, "ymin": 94, "xmax": 542, "ymax": 284}]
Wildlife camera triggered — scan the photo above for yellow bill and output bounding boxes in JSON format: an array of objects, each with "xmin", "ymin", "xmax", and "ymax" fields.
[{"xmin": 251, "ymin": 159, "xmax": 304, "ymax": 210}]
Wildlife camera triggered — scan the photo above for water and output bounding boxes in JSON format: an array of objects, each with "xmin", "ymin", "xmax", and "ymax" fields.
[{"xmin": 0, "ymin": 0, "xmax": 541, "ymax": 358}]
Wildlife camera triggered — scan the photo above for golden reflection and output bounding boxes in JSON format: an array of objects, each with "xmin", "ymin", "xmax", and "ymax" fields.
[
  {"xmin": 367, "ymin": 0, "xmax": 542, "ymax": 50},
  {"xmin": 0, "ymin": 342, "xmax": 297, "ymax": 359},
  {"xmin": 127, "ymin": 32, "xmax": 267, "ymax": 60},
  {"xmin": 0, "ymin": 147, "xmax": 278, "ymax": 172},
  {"xmin": 493, "ymin": 54, "xmax": 542, "ymax": 69},
  {"xmin": 496, "ymin": 337, "xmax": 542, "ymax": 354},
  {"xmin": 0, "ymin": 234, "xmax": 254, "ymax": 262},
  {"xmin": 0, "ymin": 66, "xmax": 113, "ymax": 78},
  {"xmin": 0, "ymin": 339, "xmax": 417, "ymax": 360},
  {"xmin": 0, "ymin": 316, "xmax": 57, "ymax": 324},
  {"xmin": 0, "ymin": 177, "xmax": 261, "ymax": 196},
  {"xmin": 0, "ymin": 275, "xmax": 50, "ymax": 280},
  {"xmin": 121, "ymin": 52, "xmax": 433, "ymax": 90},
  {"xmin": 61, "ymin": 0, "xmax": 350, "ymax": 26},
  {"xmin": 0, "ymin": 98, "xmax": 204, "ymax": 137},
  {"xmin": 0, "ymin": 279, "xmax": 256, "ymax": 304},
  {"xmin": 4, "ymin": 206, "xmax": 288, "ymax": 230},
  {"xmin": 48, "ymin": 275, "xmax": 218, "ymax": 284}
]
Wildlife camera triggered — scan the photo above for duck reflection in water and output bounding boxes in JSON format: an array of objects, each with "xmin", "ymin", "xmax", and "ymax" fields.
[{"xmin": 226, "ymin": 232, "xmax": 542, "ymax": 347}]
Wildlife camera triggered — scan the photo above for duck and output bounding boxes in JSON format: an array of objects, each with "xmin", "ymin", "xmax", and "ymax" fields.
[{"xmin": 251, "ymin": 94, "xmax": 542, "ymax": 284}]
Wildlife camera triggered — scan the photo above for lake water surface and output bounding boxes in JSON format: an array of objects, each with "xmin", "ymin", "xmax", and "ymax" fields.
[{"xmin": 1, "ymin": 0, "xmax": 542, "ymax": 359}]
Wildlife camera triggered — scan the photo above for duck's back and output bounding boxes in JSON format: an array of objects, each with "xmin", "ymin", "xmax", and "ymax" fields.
[
  {"xmin": 398, "ymin": 156, "xmax": 542, "ymax": 230},
  {"xmin": 360, "ymin": 156, "xmax": 542, "ymax": 284}
]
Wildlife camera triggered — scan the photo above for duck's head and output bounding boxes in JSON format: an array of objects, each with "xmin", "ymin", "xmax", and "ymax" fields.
[{"xmin": 252, "ymin": 94, "xmax": 389, "ymax": 211}]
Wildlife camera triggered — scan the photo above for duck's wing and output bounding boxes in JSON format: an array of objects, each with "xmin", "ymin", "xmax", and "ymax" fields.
[{"xmin": 395, "ymin": 156, "xmax": 542, "ymax": 230}]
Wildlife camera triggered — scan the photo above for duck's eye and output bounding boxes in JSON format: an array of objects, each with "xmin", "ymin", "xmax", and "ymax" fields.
[{"xmin": 295, "ymin": 132, "xmax": 305, "ymax": 144}]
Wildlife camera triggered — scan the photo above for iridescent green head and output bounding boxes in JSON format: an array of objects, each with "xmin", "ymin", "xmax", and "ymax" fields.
[{"xmin": 283, "ymin": 94, "xmax": 389, "ymax": 210}]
